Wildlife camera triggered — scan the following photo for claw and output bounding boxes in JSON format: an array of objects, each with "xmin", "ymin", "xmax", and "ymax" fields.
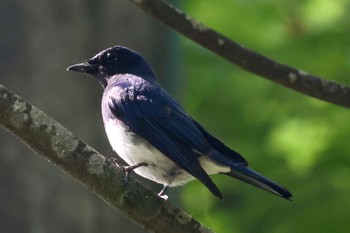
[{"xmin": 104, "ymin": 157, "xmax": 120, "ymax": 168}]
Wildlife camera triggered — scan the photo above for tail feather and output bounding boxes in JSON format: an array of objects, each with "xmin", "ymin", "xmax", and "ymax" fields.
[{"xmin": 226, "ymin": 165, "xmax": 292, "ymax": 200}]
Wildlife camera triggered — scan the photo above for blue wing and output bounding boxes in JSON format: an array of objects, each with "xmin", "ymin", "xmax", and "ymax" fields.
[{"xmin": 108, "ymin": 84, "xmax": 223, "ymax": 198}]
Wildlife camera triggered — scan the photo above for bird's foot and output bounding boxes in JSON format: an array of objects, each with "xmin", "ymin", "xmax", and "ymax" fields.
[
  {"xmin": 105, "ymin": 157, "xmax": 120, "ymax": 168},
  {"xmin": 158, "ymin": 194, "xmax": 168, "ymax": 200},
  {"xmin": 122, "ymin": 162, "xmax": 148, "ymax": 184},
  {"xmin": 157, "ymin": 186, "xmax": 168, "ymax": 200}
]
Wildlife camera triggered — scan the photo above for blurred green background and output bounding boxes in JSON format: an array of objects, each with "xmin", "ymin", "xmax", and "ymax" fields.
[
  {"xmin": 1, "ymin": 0, "xmax": 349, "ymax": 233},
  {"xmin": 181, "ymin": 1, "xmax": 350, "ymax": 232}
]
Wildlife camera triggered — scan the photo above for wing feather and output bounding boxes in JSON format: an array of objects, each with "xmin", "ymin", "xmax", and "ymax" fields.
[{"xmin": 108, "ymin": 86, "xmax": 223, "ymax": 198}]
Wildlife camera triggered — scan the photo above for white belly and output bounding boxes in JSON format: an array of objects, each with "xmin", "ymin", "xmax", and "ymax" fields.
[
  {"xmin": 104, "ymin": 119, "xmax": 230, "ymax": 187},
  {"xmin": 104, "ymin": 119, "xmax": 194, "ymax": 186}
]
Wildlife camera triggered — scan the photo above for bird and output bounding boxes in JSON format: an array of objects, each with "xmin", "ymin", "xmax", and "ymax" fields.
[{"xmin": 67, "ymin": 45, "xmax": 292, "ymax": 200}]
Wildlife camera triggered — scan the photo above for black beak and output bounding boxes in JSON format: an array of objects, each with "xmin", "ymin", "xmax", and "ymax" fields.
[{"xmin": 67, "ymin": 62, "xmax": 98, "ymax": 74}]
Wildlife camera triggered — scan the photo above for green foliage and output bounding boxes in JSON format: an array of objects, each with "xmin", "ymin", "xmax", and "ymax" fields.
[{"xmin": 179, "ymin": 0, "xmax": 350, "ymax": 232}]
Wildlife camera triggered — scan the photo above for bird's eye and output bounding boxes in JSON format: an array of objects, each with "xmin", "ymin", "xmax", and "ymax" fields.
[{"xmin": 105, "ymin": 52, "xmax": 117, "ymax": 63}]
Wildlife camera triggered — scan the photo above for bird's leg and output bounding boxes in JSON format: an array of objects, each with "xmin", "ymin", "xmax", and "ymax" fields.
[
  {"xmin": 158, "ymin": 185, "xmax": 169, "ymax": 200},
  {"xmin": 122, "ymin": 162, "xmax": 148, "ymax": 184}
]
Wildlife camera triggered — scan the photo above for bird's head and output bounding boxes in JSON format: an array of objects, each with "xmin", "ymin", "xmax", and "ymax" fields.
[{"xmin": 67, "ymin": 46, "xmax": 156, "ymax": 88}]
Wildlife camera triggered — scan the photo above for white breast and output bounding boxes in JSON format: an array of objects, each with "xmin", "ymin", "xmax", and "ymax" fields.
[
  {"xmin": 104, "ymin": 118, "xmax": 231, "ymax": 187},
  {"xmin": 104, "ymin": 119, "xmax": 195, "ymax": 186}
]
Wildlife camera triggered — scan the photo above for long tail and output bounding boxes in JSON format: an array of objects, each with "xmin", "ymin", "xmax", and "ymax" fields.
[{"xmin": 226, "ymin": 165, "xmax": 292, "ymax": 200}]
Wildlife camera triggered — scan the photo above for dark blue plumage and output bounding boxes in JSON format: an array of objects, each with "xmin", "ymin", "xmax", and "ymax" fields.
[{"xmin": 67, "ymin": 45, "xmax": 292, "ymax": 200}]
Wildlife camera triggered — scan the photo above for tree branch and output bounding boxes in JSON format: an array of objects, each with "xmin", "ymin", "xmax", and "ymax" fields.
[
  {"xmin": 129, "ymin": 0, "xmax": 350, "ymax": 109},
  {"xmin": 0, "ymin": 84, "xmax": 214, "ymax": 233}
]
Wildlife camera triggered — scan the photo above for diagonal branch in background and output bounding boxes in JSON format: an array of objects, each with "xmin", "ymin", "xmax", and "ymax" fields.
[
  {"xmin": 129, "ymin": 0, "xmax": 350, "ymax": 109},
  {"xmin": 0, "ymin": 84, "xmax": 214, "ymax": 233}
]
